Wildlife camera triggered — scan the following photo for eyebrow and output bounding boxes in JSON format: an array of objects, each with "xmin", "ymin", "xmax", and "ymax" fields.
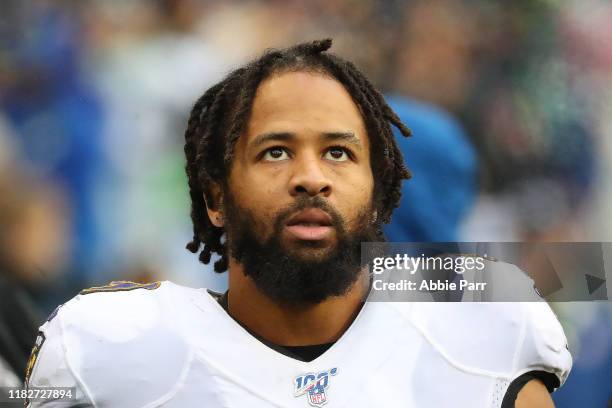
[
  {"xmin": 250, "ymin": 131, "xmax": 362, "ymax": 150},
  {"xmin": 322, "ymin": 131, "xmax": 362, "ymax": 148},
  {"xmin": 251, "ymin": 132, "xmax": 293, "ymax": 148}
]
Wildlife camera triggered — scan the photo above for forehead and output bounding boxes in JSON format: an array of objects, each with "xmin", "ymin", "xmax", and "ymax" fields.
[{"xmin": 244, "ymin": 70, "xmax": 367, "ymax": 142}]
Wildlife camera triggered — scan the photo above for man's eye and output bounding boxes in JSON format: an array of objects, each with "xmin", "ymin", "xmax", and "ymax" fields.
[
  {"xmin": 324, "ymin": 147, "xmax": 350, "ymax": 162},
  {"xmin": 262, "ymin": 147, "xmax": 289, "ymax": 161}
]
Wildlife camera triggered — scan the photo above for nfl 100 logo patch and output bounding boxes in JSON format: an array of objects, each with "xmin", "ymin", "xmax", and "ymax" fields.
[{"xmin": 293, "ymin": 368, "xmax": 338, "ymax": 407}]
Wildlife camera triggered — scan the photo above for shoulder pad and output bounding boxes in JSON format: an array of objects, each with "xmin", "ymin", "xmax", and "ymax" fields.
[
  {"xmin": 41, "ymin": 281, "xmax": 206, "ymax": 407},
  {"xmin": 406, "ymin": 302, "xmax": 571, "ymax": 384},
  {"xmin": 515, "ymin": 302, "xmax": 572, "ymax": 388}
]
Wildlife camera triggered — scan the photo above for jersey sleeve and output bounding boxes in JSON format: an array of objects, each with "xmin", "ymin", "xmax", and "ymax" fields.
[
  {"xmin": 512, "ymin": 302, "xmax": 572, "ymax": 391},
  {"xmin": 25, "ymin": 309, "xmax": 94, "ymax": 407},
  {"xmin": 25, "ymin": 281, "xmax": 195, "ymax": 408}
]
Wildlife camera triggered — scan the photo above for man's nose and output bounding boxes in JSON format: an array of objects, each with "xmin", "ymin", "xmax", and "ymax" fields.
[{"xmin": 289, "ymin": 155, "xmax": 332, "ymax": 197}]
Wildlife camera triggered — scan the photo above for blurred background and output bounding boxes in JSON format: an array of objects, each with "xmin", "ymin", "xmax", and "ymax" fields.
[{"xmin": 0, "ymin": 0, "xmax": 610, "ymax": 406}]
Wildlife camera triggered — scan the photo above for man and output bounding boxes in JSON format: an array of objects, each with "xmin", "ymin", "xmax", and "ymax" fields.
[{"xmin": 26, "ymin": 39, "xmax": 570, "ymax": 407}]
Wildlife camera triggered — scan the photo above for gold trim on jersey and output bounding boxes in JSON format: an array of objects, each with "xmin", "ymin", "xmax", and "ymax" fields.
[
  {"xmin": 24, "ymin": 332, "xmax": 46, "ymax": 386},
  {"xmin": 79, "ymin": 280, "xmax": 161, "ymax": 295}
]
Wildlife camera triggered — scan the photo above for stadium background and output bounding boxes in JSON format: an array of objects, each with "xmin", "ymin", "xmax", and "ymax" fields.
[{"xmin": 0, "ymin": 0, "xmax": 610, "ymax": 406}]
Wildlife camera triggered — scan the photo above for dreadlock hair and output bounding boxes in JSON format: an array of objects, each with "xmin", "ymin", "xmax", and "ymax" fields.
[{"xmin": 184, "ymin": 38, "xmax": 411, "ymax": 273}]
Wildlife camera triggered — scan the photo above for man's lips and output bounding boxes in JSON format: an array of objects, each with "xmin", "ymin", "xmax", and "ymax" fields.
[
  {"xmin": 285, "ymin": 208, "xmax": 334, "ymax": 241},
  {"xmin": 286, "ymin": 208, "xmax": 333, "ymax": 226}
]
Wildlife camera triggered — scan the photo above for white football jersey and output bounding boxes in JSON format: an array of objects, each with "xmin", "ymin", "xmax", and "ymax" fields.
[{"xmin": 26, "ymin": 281, "xmax": 571, "ymax": 407}]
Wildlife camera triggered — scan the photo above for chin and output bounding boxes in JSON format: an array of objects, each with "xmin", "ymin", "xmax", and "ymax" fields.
[{"xmin": 284, "ymin": 242, "xmax": 338, "ymax": 261}]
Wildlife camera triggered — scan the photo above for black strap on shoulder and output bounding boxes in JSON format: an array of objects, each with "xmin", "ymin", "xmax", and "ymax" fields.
[
  {"xmin": 501, "ymin": 370, "xmax": 559, "ymax": 408},
  {"xmin": 207, "ymin": 289, "xmax": 224, "ymax": 303}
]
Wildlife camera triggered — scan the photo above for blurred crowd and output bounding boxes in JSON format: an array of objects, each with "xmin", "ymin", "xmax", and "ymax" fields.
[{"xmin": 1, "ymin": 0, "xmax": 611, "ymax": 405}]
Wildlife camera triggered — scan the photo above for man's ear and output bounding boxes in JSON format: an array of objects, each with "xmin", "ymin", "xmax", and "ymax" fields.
[{"xmin": 205, "ymin": 183, "xmax": 224, "ymax": 228}]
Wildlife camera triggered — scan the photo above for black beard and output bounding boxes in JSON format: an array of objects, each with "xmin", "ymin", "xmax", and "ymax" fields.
[{"xmin": 224, "ymin": 194, "xmax": 383, "ymax": 305}]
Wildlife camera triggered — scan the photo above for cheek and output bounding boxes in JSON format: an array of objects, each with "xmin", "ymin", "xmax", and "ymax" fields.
[
  {"xmin": 349, "ymin": 165, "xmax": 374, "ymax": 197},
  {"xmin": 231, "ymin": 175, "xmax": 283, "ymax": 212},
  {"xmin": 231, "ymin": 157, "xmax": 285, "ymax": 188},
  {"xmin": 336, "ymin": 168, "xmax": 375, "ymax": 220},
  {"xmin": 227, "ymin": 172, "xmax": 285, "ymax": 233}
]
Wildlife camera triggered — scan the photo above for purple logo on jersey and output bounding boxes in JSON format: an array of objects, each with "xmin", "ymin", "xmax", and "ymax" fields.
[{"xmin": 294, "ymin": 368, "xmax": 337, "ymax": 407}]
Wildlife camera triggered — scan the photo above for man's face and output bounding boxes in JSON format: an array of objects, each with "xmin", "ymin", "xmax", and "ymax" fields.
[{"xmin": 222, "ymin": 70, "xmax": 378, "ymax": 304}]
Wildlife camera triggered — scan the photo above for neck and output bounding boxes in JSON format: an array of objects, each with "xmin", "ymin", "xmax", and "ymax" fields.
[{"xmin": 227, "ymin": 257, "xmax": 369, "ymax": 346}]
